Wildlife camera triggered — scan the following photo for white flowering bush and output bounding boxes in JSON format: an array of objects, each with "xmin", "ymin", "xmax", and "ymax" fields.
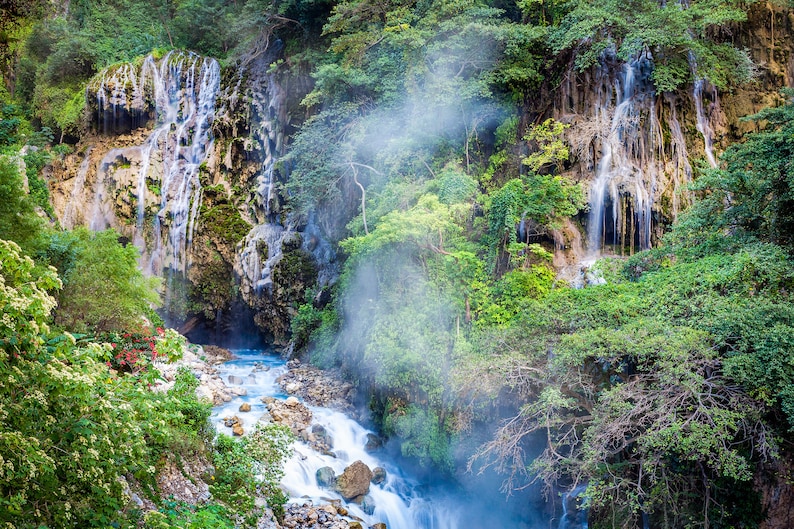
[{"xmin": 0, "ymin": 240, "xmax": 211, "ymax": 528}]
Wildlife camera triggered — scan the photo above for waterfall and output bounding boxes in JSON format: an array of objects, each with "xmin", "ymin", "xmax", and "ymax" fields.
[
  {"xmin": 252, "ymin": 75, "xmax": 285, "ymax": 219},
  {"xmin": 90, "ymin": 51, "xmax": 221, "ymax": 275},
  {"xmin": 558, "ymin": 484, "xmax": 588, "ymax": 529},
  {"xmin": 212, "ymin": 350, "xmax": 528, "ymax": 529},
  {"xmin": 586, "ymin": 56, "xmax": 656, "ymax": 255},
  {"xmin": 62, "ymin": 147, "xmax": 92, "ymax": 229},
  {"xmin": 693, "ymin": 78, "xmax": 718, "ymax": 168},
  {"xmin": 236, "ymin": 224, "xmax": 291, "ymax": 294},
  {"xmin": 689, "ymin": 54, "xmax": 719, "ymax": 169}
]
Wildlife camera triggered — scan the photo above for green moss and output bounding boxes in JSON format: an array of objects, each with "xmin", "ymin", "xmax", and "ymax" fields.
[
  {"xmin": 201, "ymin": 204, "xmax": 250, "ymax": 243},
  {"xmin": 273, "ymin": 249, "xmax": 317, "ymax": 289},
  {"xmin": 146, "ymin": 179, "xmax": 160, "ymax": 195},
  {"xmin": 190, "ymin": 258, "xmax": 236, "ymax": 319}
]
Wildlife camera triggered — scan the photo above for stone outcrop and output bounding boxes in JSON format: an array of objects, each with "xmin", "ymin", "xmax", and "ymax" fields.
[
  {"xmin": 281, "ymin": 500, "xmax": 386, "ymax": 529},
  {"xmin": 278, "ymin": 359, "xmax": 356, "ymax": 412},
  {"xmin": 336, "ymin": 461, "xmax": 373, "ymax": 501}
]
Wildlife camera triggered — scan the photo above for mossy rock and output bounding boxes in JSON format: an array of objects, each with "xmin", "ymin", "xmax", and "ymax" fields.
[
  {"xmin": 201, "ymin": 203, "xmax": 251, "ymax": 243},
  {"xmin": 190, "ymin": 258, "xmax": 236, "ymax": 319},
  {"xmin": 273, "ymin": 249, "xmax": 317, "ymax": 291}
]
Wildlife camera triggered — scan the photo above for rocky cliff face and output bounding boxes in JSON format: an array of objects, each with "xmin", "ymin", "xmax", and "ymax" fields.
[
  {"xmin": 48, "ymin": 49, "xmax": 329, "ymax": 345},
  {"xmin": 47, "ymin": 5, "xmax": 794, "ymax": 343},
  {"xmin": 548, "ymin": 3, "xmax": 794, "ymax": 267}
]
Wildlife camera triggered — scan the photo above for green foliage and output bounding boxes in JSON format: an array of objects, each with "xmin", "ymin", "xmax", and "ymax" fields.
[
  {"xmin": 22, "ymin": 147, "xmax": 53, "ymax": 215},
  {"xmin": 211, "ymin": 425, "xmax": 294, "ymax": 521},
  {"xmin": 0, "ymin": 237, "xmax": 248, "ymax": 528},
  {"xmin": 521, "ymin": 118, "xmax": 569, "ymax": 173},
  {"xmin": 383, "ymin": 403, "xmax": 453, "ymax": 470},
  {"xmin": 143, "ymin": 501, "xmax": 234, "ymax": 529},
  {"xmin": 434, "ymin": 166, "xmax": 478, "ymax": 205},
  {"xmin": 469, "ymin": 232, "xmax": 794, "ymax": 527},
  {"xmin": 44, "ymin": 228, "xmax": 162, "ymax": 332},
  {"xmin": 549, "ymin": 0, "xmax": 755, "ymax": 91},
  {"xmin": 487, "ymin": 173, "xmax": 584, "ymax": 244},
  {"xmin": 201, "ymin": 204, "xmax": 252, "ymax": 243},
  {"xmin": 0, "ymin": 240, "xmax": 147, "ymax": 527},
  {"xmin": 0, "ymin": 156, "xmax": 44, "ymax": 252},
  {"xmin": 0, "ymin": 104, "xmax": 23, "ymax": 150},
  {"xmin": 674, "ymin": 92, "xmax": 794, "ymax": 250}
]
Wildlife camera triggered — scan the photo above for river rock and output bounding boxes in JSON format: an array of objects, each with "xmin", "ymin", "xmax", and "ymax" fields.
[
  {"xmin": 282, "ymin": 501, "xmax": 358, "ymax": 529},
  {"xmin": 265, "ymin": 396, "xmax": 313, "ymax": 433},
  {"xmin": 228, "ymin": 374, "xmax": 244, "ymax": 385},
  {"xmin": 369, "ymin": 524, "xmax": 387, "ymax": 529},
  {"xmin": 253, "ymin": 362, "xmax": 270, "ymax": 372},
  {"xmin": 312, "ymin": 423, "xmax": 332, "ymax": 446},
  {"xmin": 239, "ymin": 402, "xmax": 252, "ymax": 412},
  {"xmin": 223, "ymin": 415, "xmax": 242, "ymax": 427},
  {"xmin": 276, "ymin": 363, "xmax": 356, "ymax": 412},
  {"xmin": 364, "ymin": 433, "xmax": 382, "ymax": 452},
  {"xmin": 371, "ymin": 467, "xmax": 386, "ymax": 485},
  {"xmin": 336, "ymin": 461, "xmax": 373, "ymax": 500},
  {"xmin": 232, "ymin": 424, "xmax": 244, "ymax": 436},
  {"xmin": 316, "ymin": 466, "xmax": 337, "ymax": 489}
]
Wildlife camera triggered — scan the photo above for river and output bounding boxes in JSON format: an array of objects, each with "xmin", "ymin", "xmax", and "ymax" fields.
[{"xmin": 210, "ymin": 348, "xmax": 567, "ymax": 529}]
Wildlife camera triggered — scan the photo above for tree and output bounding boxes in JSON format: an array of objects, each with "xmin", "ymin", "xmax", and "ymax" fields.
[
  {"xmin": 675, "ymin": 92, "xmax": 794, "ymax": 250},
  {"xmin": 471, "ymin": 309, "xmax": 774, "ymax": 528},
  {"xmin": 0, "ymin": 155, "xmax": 44, "ymax": 252},
  {"xmin": 549, "ymin": 0, "xmax": 755, "ymax": 91},
  {"xmin": 49, "ymin": 228, "xmax": 161, "ymax": 332}
]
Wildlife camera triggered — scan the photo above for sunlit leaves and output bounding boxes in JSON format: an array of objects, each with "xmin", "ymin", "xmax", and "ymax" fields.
[{"xmin": 550, "ymin": 0, "xmax": 755, "ymax": 91}]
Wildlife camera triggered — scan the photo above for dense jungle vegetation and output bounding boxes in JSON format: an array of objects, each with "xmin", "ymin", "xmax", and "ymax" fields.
[{"xmin": 2, "ymin": 0, "xmax": 794, "ymax": 527}]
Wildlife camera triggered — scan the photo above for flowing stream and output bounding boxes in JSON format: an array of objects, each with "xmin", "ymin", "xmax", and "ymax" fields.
[{"xmin": 210, "ymin": 349, "xmax": 546, "ymax": 529}]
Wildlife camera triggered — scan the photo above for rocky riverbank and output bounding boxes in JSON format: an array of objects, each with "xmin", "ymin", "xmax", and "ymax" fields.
[
  {"xmin": 276, "ymin": 359, "xmax": 357, "ymax": 413},
  {"xmin": 145, "ymin": 344, "xmax": 392, "ymax": 529}
]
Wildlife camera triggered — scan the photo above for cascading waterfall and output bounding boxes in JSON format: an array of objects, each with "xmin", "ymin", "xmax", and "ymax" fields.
[
  {"xmin": 689, "ymin": 53, "xmax": 719, "ymax": 169},
  {"xmin": 90, "ymin": 51, "xmax": 221, "ymax": 275},
  {"xmin": 586, "ymin": 56, "xmax": 656, "ymax": 255},
  {"xmin": 252, "ymin": 75, "xmax": 285, "ymax": 219},
  {"xmin": 558, "ymin": 484, "xmax": 588, "ymax": 529},
  {"xmin": 62, "ymin": 147, "xmax": 92, "ymax": 229},
  {"xmin": 693, "ymin": 78, "xmax": 718, "ymax": 168},
  {"xmin": 212, "ymin": 350, "xmax": 529, "ymax": 529},
  {"xmin": 237, "ymin": 224, "xmax": 291, "ymax": 294}
]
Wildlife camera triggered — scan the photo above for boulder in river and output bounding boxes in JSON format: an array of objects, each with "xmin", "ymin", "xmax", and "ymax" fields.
[
  {"xmin": 223, "ymin": 415, "xmax": 242, "ymax": 427},
  {"xmin": 264, "ymin": 396, "xmax": 313, "ymax": 434},
  {"xmin": 239, "ymin": 402, "xmax": 252, "ymax": 412},
  {"xmin": 228, "ymin": 374, "xmax": 244, "ymax": 385},
  {"xmin": 371, "ymin": 467, "xmax": 386, "ymax": 485},
  {"xmin": 316, "ymin": 466, "xmax": 337, "ymax": 489},
  {"xmin": 336, "ymin": 460, "xmax": 373, "ymax": 500},
  {"xmin": 364, "ymin": 433, "xmax": 382, "ymax": 452}
]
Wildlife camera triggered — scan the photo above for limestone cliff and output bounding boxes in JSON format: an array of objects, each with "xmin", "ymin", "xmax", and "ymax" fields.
[
  {"xmin": 48, "ymin": 49, "xmax": 327, "ymax": 345},
  {"xmin": 46, "ymin": 5, "xmax": 794, "ymax": 345}
]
